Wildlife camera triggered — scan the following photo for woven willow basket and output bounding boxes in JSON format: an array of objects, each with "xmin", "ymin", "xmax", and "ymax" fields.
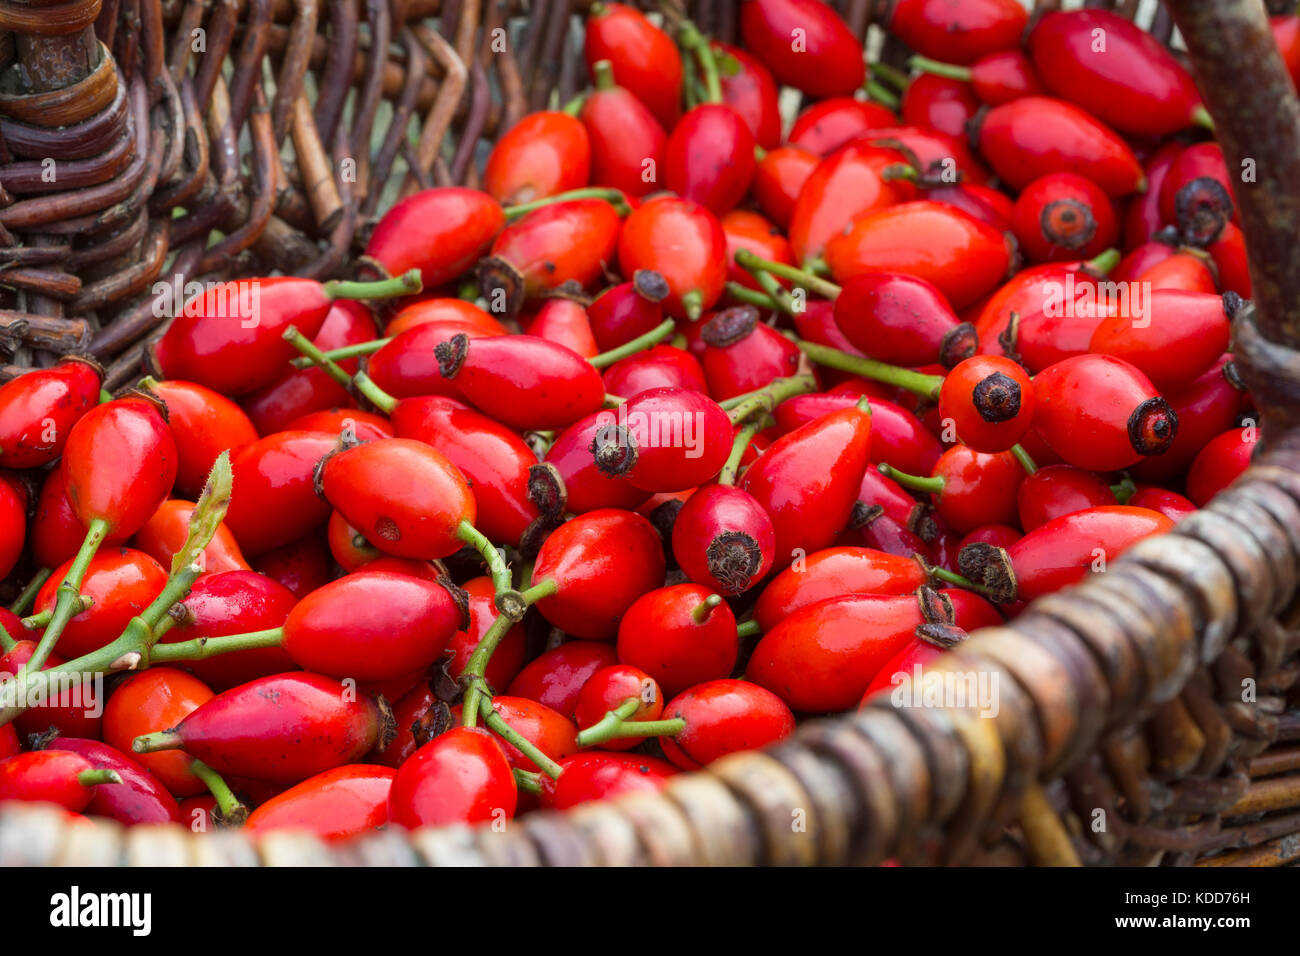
[{"xmin": 2, "ymin": 0, "xmax": 1300, "ymax": 866}]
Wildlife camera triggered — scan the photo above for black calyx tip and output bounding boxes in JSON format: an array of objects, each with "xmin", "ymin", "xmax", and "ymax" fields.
[
  {"xmin": 705, "ymin": 531, "xmax": 764, "ymax": 595},
  {"xmin": 434, "ymin": 333, "xmax": 469, "ymax": 379},
  {"xmin": 633, "ymin": 269, "xmax": 671, "ymax": 303},
  {"xmin": 939, "ymin": 322, "xmax": 978, "ymax": 369},
  {"xmin": 956, "ymin": 542, "xmax": 1017, "ymax": 605},
  {"xmin": 589, "ymin": 423, "xmax": 638, "ymax": 476},
  {"xmin": 700, "ymin": 305, "xmax": 758, "ymax": 348},
  {"xmin": 1127, "ymin": 396, "xmax": 1179, "ymax": 456},
  {"xmin": 1175, "ymin": 176, "xmax": 1234, "ymax": 247},
  {"xmin": 1040, "ymin": 198, "xmax": 1097, "ymax": 250},
  {"xmin": 972, "ymin": 370, "xmax": 1022, "ymax": 424}
]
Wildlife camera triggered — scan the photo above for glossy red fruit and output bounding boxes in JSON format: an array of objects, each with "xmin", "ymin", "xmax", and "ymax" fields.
[
  {"xmin": 544, "ymin": 413, "xmax": 654, "ymax": 514},
  {"xmin": 482, "ymin": 199, "xmax": 622, "ymax": 308},
  {"xmin": 902, "ymin": 73, "xmax": 980, "ymax": 139},
  {"xmin": 240, "ymin": 301, "xmax": 377, "ymax": 435},
  {"xmin": 672, "ymin": 484, "xmax": 775, "ymax": 596},
  {"xmin": 616, "ymin": 584, "xmax": 738, "ymax": 699},
  {"xmin": 63, "ymin": 397, "xmax": 178, "ymax": 538},
  {"xmin": 1, "ymin": 640, "xmax": 104, "ymax": 740},
  {"xmin": 740, "ymin": 0, "xmax": 865, "ymax": 96},
  {"xmin": 696, "ymin": 307, "xmax": 800, "ymax": 401},
  {"xmin": 1131, "ymin": 356, "xmax": 1245, "ymax": 482},
  {"xmin": 714, "ymin": 43, "xmax": 781, "ymax": 149},
  {"xmin": 974, "ymin": 97, "xmax": 1145, "ymax": 198},
  {"xmin": 223, "ymin": 431, "xmax": 335, "ymax": 556},
  {"xmin": 773, "ymin": 391, "xmax": 943, "ymax": 478},
  {"xmin": 250, "ymin": 531, "xmax": 332, "ymax": 600},
  {"xmin": 587, "ymin": 271, "xmax": 670, "ymax": 351},
  {"xmin": 43, "ymin": 737, "xmax": 182, "ymax": 825},
  {"xmin": 887, "ymin": 447, "xmax": 1024, "ymax": 535},
  {"xmin": 747, "ymin": 592, "xmax": 928, "ymax": 712},
  {"xmin": 0, "ymin": 357, "xmax": 101, "ymax": 468},
  {"xmin": 1136, "ymin": 251, "xmax": 1219, "ymax": 295},
  {"xmin": 826, "ymin": 201, "xmax": 1012, "ymax": 310},
  {"xmin": 890, "ymin": 0, "xmax": 1028, "ymax": 64},
  {"xmin": 1017, "ymin": 465, "xmax": 1117, "ymax": 532},
  {"xmin": 1029, "ymin": 10, "xmax": 1206, "ymax": 137},
  {"xmin": 787, "ymin": 99, "xmax": 898, "ymax": 157},
  {"xmin": 753, "ymin": 147, "xmax": 820, "ymax": 229},
  {"xmin": 386, "ymin": 298, "xmax": 507, "ymax": 339},
  {"xmin": 603, "ymin": 345, "xmax": 708, "ymax": 397},
  {"xmin": 244, "ymin": 764, "xmax": 395, "ymax": 841},
  {"xmin": 144, "ymin": 379, "xmax": 257, "ymax": 498},
  {"xmin": 1124, "ymin": 141, "xmax": 1184, "ymax": 249},
  {"xmin": 589, "ymin": 388, "xmax": 732, "ymax": 492},
  {"xmin": 834, "ymin": 273, "xmax": 975, "ymax": 369},
  {"xmin": 584, "ymin": 3, "xmax": 682, "ymax": 130},
  {"xmin": 964, "ymin": 50, "xmax": 1045, "ymax": 105},
  {"xmin": 1089, "ymin": 290, "xmax": 1231, "ymax": 391},
  {"xmin": 388, "ymin": 726, "xmax": 515, "ymax": 828},
  {"xmin": 524, "ymin": 298, "xmax": 599, "ymax": 359},
  {"xmin": 133, "ymin": 499, "xmax": 251, "ymax": 576},
  {"xmin": 33, "ymin": 459, "xmax": 132, "ymax": 568},
  {"xmin": 0, "ymin": 750, "xmax": 113, "ymax": 812},
  {"xmin": 105, "ymin": 668, "xmax": 214, "ymax": 797},
  {"xmin": 574, "ymin": 665, "xmax": 663, "ymax": 751},
  {"xmin": 364, "ymin": 187, "xmax": 504, "ymax": 289},
  {"xmin": 390, "ymin": 397, "xmax": 540, "ymax": 548},
  {"xmin": 0, "ymin": 474, "xmax": 24, "ymax": 581},
  {"xmin": 664, "ymin": 104, "xmax": 756, "ymax": 215},
  {"xmin": 366, "ymin": 319, "xmax": 502, "ymax": 401},
  {"xmin": 287, "ymin": 408, "xmax": 393, "ymax": 442},
  {"xmin": 961, "ymin": 506, "xmax": 1174, "ymax": 603},
  {"xmin": 539, "ymin": 751, "xmax": 676, "ymax": 810},
  {"xmin": 660, "ymin": 679, "xmax": 795, "ymax": 770},
  {"xmin": 507, "ymin": 641, "xmax": 619, "ymax": 721},
  {"xmin": 1032, "ymin": 355, "xmax": 1177, "ymax": 472},
  {"xmin": 938, "ymin": 355, "xmax": 1035, "ymax": 453},
  {"xmin": 138, "ymin": 673, "xmax": 391, "ymax": 784},
  {"xmin": 531, "ymin": 509, "xmax": 666, "ymax": 640},
  {"xmin": 753, "ymin": 547, "xmax": 927, "ymax": 632},
  {"xmin": 1012, "ymin": 173, "xmax": 1118, "ymax": 264},
  {"xmin": 740, "ymin": 400, "xmax": 873, "ymax": 568},
  {"xmin": 1128, "ymin": 485, "xmax": 1197, "ymax": 522},
  {"xmin": 787, "ymin": 143, "xmax": 907, "ymax": 267},
  {"xmin": 1186, "ymin": 426, "xmax": 1258, "ymax": 507},
  {"xmin": 436, "ymin": 333, "xmax": 605, "ymax": 431},
  {"xmin": 283, "ymin": 570, "xmax": 464, "ymax": 681},
  {"xmin": 445, "ymin": 575, "xmax": 528, "ymax": 689},
  {"xmin": 580, "ymin": 61, "xmax": 668, "ymax": 197},
  {"xmin": 484, "ymin": 111, "xmax": 591, "ymax": 205},
  {"xmin": 618, "ymin": 196, "xmax": 727, "ymax": 320},
  {"xmin": 35, "ymin": 548, "xmax": 168, "ymax": 660},
  {"xmin": 159, "ymin": 570, "xmax": 296, "ymax": 691},
  {"xmin": 319, "ymin": 438, "xmax": 475, "ymax": 561},
  {"xmin": 722, "ymin": 209, "xmax": 796, "ymax": 293}
]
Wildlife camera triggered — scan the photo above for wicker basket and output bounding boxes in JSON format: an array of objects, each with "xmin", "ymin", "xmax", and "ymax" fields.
[{"xmin": 2, "ymin": 0, "xmax": 1300, "ymax": 866}]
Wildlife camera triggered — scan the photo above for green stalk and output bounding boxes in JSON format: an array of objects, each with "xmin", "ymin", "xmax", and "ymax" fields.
[
  {"xmin": 459, "ymin": 578, "xmax": 558, "ymax": 729},
  {"xmin": 1085, "ymin": 248, "xmax": 1121, "ymax": 276},
  {"xmin": 736, "ymin": 620, "xmax": 761, "ymax": 640},
  {"xmin": 864, "ymin": 80, "xmax": 900, "ymax": 110},
  {"xmin": 9, "ymin": 568, "xmax": 51, "ymax": 615},
  {"xmin": 794, "ymin": 339, "xmax": 944, "ymax": 401},
  {"xmin": 513, "ymin": 769, "xmax": 543, "ymax": 795},
  {"xmin": 724, "ymin": 373, "xmax": 819, "ymax": 423},
  {"xmin": 734, "ymin": 249, "xmax": 841, "ymax": 301},
  {"xmin": 456, "ymin": 520, "xmax": 514, "ymax": 599},
  {"xmin": 692, "ymin": 594, "xmax": 723, "ymax": 624},
  {"xmin": 481, "ymin": 701, "xmax": 564, "ymax": 779},
  {"xmin": 352, "ymin": 370, "xmax": 398, "ymax": 415},
  {"xmin": 906, "ymin": 55, "xmax": 972, "ymax": 82},
  {"xmin": 132, "ymin": 731, "xmax": 182, "ymax": 754},
  {"xmin": 575, "ymin": 700, "xmax": 687, "ymax": 748},
  {"xmin": 323, "ymin": 268, "xmax": 422, "ymax": 301},
  {"xmin": 191, "ymin": 759, "xmax": 247, "ymax": 821},
  {"xmin": 77, "ymin": 769, "xmax": 123, "ymax": 787},
  {"xmin": 503, "ymin": 188, "xmax": 630, "ymax": 220},
  {"xmin": 870, "ymin": 61, "xmax": 911, "ymax": 90},
  {"xmin": 718, "ymin": 420, "xmax": 761, "ymax": 486},
  {"xmin": 0, "ymin": 621, "xmax": 15, "ymax": 653},
  {"xmin": 750, "ymin": 268, "xmax": 797, "ymax": 315},
  {"xmin": 679, "ymin": 21, "xmax": 723, "ymax": 104},
  {"xmin": 284, "ymin": 326, "xmax": 354, "ymax": 390},
  {"xmin": 573, "ymin": 697, "xmax": 639, "ymax": 747},
  {"xmin": 927, "ymin": 566, "xmax": 999, "ymax": 601},
  {"xmin": 588, "ymin": 318, "xmax": 676, "ymax": 369},
  {"xmin": 148, "ymin": 628, "xmax": 285, "ymax": 664},
  {"xmin": 878, "ymin": 462, "xmax": 945, "ymax": 495},
  {"xmin": 724, "ymin": 282, "xmax": 781, "ymax": 311},
  {"xmin": 20, "ymin": 518, "xmax": 109, "ymax": 677},
  {"xmin": 1010, "ymin": 444, "xmax": 1038, "ymax": 476},
  {"xmin": 291, "ymin": 338, "xmax": 390, "ymax": 369}
]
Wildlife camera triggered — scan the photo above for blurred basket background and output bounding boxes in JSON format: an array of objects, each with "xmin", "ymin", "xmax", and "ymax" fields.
[{"xmin": 3, "ymin": 0, "xmax": 1300, "ymax": 865}]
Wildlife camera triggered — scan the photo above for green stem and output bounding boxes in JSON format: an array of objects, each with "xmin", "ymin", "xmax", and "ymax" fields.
[
  {"xmin": 793, "ymin": 339, "xmax": 945, "ymax": 401},
  {"xmin": 503, "ymin": 188, "xmax": 630, "ymax": 221},
  {"xmin": 680, "ymin": 22, "xmax": 722, "ymax": 104},
  {"xmin": 191, "ymin": 759, "xmax": 246, "ymax": 820},
  {"xmin": 148, "ymin": 628, "xmax": 285, "ymax": 664},
  {"xmin": 0, "ymin": 621, "xmax": 15, "ymax": 653},
  {"xmin": 291, "ymin": 338, "xmax": 389, "ymax": 369},
  {"xmin": 1111, "ymin": 475, "xmax": 1137, "ymax": 505},
  {"xmin": 927, "ymin": 565, "xmax": 998, "ymax": 601},
  {"xmin": 459, "ymin": 579, "xmax": 557, "ymax": 729},
  {"xmin": 9, "ymin": 568, "xmax": 51, "ymax": 615},
  {"xmin": 734, "ymin": 249, "xmax": 841, "ymax": 300},
  {"xmin": 481, "ymin": 701, "xmax": 564, "ymax": 779},
  {"xmin": 1190, "ymin": 104, "xmax": 1215, "ymax": 132},
  {"xmin": 692, "ymin": 594, "xmax": 723, "ymax": 624},
  {"xmin": 323, "ymin": 269, "xmax": 422, "ymax": 302},
  {"xmin": 591, "ymin": 59, "xmax": 617, "ymax": 92},
  {"xmin": 513, "ymin": 768, "xmax": 543, "ymax": 795},
  {"xmin": 132, "ymin": 730, "xmax": 183, "ymax": 754},
  {"xmin": 680, "ymin": 290, "xmax": 704, "ymax": 321},
  {"xmin": 20, "ymin": 518, "xmax": 109, "ymax": 678},
  {"xmin": 284, "ymin": 326, "xmax": 354, "ymax": 390},
  {"xmin": 718, "ymin": 420, "xmax": 761, "ymax": 486},
  {"xmin": 723, "ymin": 373, "xmax": 819, "ymax": 423},
  {"xmin": 574, "ymin": 696, "xmax": 640, "ymax": 747},
  {"xmin": 98, "ymin": 388, "xmax": 113, "ymax": 404},
  {"xmin": 561, "ymin": 93, "xmax": 586, "ymax": 116},
  {"xmin": 1085, "ymin": 248, "xmax": 1121, "ymax": 276},
  {"xmin": 1010, "ymin": 444, "xmax": 1037, "ymax": 476},
  {"xmin": 352, "ymin": 370, "xmax": 398, "ymax": 415},
  {"xmin": 724, "ymin": 282, "xmax": 781, "ymax": 311},
  {"xmin": 576, "ymin": 712, "xmax": 686, "ymax": 748},
  {"xmin": 518, "ymin": 579, "xmax": 558, "ymax": 605},
  {"xmin": 750, "ymin": 268, "xmax": 797, "ymax": 315},
  {"xmin": 878, "ymin": 462, "xmax": 945, "ymax": 495},
  {"xmin": 906, "ymin": 54, "xmax": 973, "ymax": 82},
  {"xmin": 456, "ymin": 520, "xmax": 514, "ymax": 598},
  {"xmin": 22, "ymin": 598, "xmax": 92, "ymax": 630},
  {"xmin": 736, "ymin": 620, "xmax": 761, "ymax": 640},
  {"xmin": 77, "ymin": 769, "xmax": 123, "ymax": 787},
  {"xmin": 864, "ymin": 80, "xmax": 900, "ymax": 110},
  {"xmin": 871, "ymin": 61, "xmax": 911, "ymax": 90},
  {"xmin": 603, "ymin": 393, "xmax": 626, "ymax": 408},
  {"xmin": 588, "ymin": 318, "xmax": 676, "ymax": 369}
]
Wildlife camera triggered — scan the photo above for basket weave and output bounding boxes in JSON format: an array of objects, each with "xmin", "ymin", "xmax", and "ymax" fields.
[{"xmin": 3, "ymin": 0, "xmax": 1300, "ymax": 866}]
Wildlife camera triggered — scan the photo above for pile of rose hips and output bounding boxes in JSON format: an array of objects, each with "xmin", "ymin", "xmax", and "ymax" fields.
[{"xmin": 0, "ymin": 0, "xmax": 1270, "ymax": 842}]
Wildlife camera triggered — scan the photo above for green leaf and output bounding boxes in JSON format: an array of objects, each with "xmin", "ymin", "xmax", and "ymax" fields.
[{"xmin": 171, "ymin": 451, "xmax": 233, "ymax": 576}]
